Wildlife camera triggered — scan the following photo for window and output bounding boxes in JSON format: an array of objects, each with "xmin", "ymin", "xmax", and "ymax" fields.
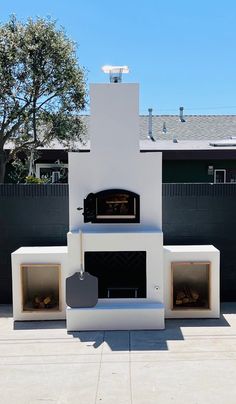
[
  {"xmin": 35, "ymin": 163, "xmax": 68, "ymax": 183},
  {"xmin": 214, "ymin": 169, "xmax": 226, "ymax": 183},
  {"xmin": 227, "ymin": 169, "xmax": 236, "ymax": 183}
]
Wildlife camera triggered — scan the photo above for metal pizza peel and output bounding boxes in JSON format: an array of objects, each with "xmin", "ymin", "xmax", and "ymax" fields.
[{"xmin": 66, "ymin": 231, "xmax": 98, "ymax": 308}]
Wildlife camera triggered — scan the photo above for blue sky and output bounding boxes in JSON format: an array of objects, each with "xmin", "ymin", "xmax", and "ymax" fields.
[{"xmin": 1, "ymin": 0, "xmax": 236, "ymax": 114}]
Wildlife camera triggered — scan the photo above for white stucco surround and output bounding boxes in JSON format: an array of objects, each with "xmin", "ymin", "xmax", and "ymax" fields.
[
  {"xmin": 67, "ymin": 83, "xmax": 165, "ymax": 330},
  {"xmin": 67, "ymin": 231, "xmax": 163, "ymax": 302},
  {"xmin": 69, "ymin": 84, "xmax": 162, "ymax": 232},
  {"xmin": 164, "ymin": 245, "xmax": 220, "ymax": 318},
  {"xmin": 67, "ymin": 231, "xmax": 165, "ymax": 330},
  {"xmin": 12, "ymin": 247, "xmax": 68, "ymax": 321}
]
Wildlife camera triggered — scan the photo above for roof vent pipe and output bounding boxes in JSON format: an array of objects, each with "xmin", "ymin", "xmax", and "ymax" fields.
[
  {"xmin": 148, "ymin": 108, "xmax": 155, "ymax": 141},
  {"xmin": 179, "ymin": 106, "xmax": 185, "ymax": 122},
  {"xmin": 162, "ymin": 122, "xmax": 167, "ymax": 134}
]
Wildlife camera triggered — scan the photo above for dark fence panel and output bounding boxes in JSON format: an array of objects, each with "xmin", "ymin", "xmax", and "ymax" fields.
[
  {"xmin": 0, "ymin": 183, "xmax": 236, "ymax": 303},
  {"xmin": 163, "ymin": 183, "xmax": 236, "ymax": 301},
  {"xmin": 0, "ymin": 184, "xmax": 69, "ymax": 303}
]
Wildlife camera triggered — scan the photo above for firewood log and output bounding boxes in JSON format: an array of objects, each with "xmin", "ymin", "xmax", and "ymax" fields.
[
  {"xmin": 176, "ymin": 291, "xmax": 185, "ymax": 300},
  {"xmin": 39, "ymin": 301, "xmax": 45, "ymax": 309},
  {"xmin": 34, "ymin": 296, "xmax": 40, "ymax": 304},
  {"xmin": 185, "ymin": 286, "xmax": 192, "ymax": 299},
  {"xmin": 182, "ymin": 297, "xmax": 190, "ymax": 304},
  {"xmin": 190, "ymin": 290, "xmax": 199, "ymax": 301},
  {"xmin": 43, "ymin": 296, "xmax": 51, "ymax": 305},
  {"xmin": 175, "ymin": 299, "xmax": 183, "ymax": 305}
]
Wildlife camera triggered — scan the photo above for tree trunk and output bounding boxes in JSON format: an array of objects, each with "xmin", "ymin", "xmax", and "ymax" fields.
[
  {"xmin": 28, "ymin": 149, "xmax": 35, "ymax": 176},
  {"xmin": 0, "ymin": 150, "xmax": 6, "ymax": 183}
]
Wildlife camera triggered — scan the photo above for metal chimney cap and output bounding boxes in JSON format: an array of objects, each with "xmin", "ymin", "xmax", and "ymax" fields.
[
  {"xmin": 102, "ymin": 65, "xmax": 129, "ymax": 74},
  {"xmin": 102, "ymin": 65, "xmax": 129, "ymax": 83}
]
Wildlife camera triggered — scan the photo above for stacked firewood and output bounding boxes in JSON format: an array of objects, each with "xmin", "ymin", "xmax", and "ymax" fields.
[
  {"xmin": 33, "ymin": 295, "xmax": 57, "ymax": 309},
  {"xmin": 175, "ymin": 285, "xmax": 199, "ymax": 306}
]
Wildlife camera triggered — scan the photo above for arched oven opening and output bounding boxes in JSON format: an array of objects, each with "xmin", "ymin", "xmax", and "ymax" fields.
[{"xmin": 82, "ymin": 189, "xmax": 140, "ymax": 223}]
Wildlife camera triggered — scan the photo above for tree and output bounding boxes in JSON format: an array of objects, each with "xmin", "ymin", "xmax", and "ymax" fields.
[{"xmin": 0, "ymin": 16, "xmax": 86, "ymax": 183}]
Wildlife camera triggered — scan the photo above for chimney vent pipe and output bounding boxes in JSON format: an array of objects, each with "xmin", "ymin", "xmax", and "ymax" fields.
[
  {"xmin": 179, "ymin": 106, "xmax": 185, "ymax": 122},
  {"xmin": 148, "ymin": 108, "xmax": 155, "ymax": 141}
]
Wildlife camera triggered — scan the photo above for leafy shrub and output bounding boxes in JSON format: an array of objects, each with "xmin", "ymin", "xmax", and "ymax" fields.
[{"xmin": 25, "ymin": 176, "xmax": 48, "ymax": 184}]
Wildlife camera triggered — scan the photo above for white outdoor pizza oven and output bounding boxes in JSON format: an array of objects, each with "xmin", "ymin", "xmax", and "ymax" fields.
[
  {"xmin": 11, "ymin": 66, "xmax": 220, "ymax": 328},
  {"xmin": 66, "ymin": 74, "xmax": 164, "ymax": 330}
]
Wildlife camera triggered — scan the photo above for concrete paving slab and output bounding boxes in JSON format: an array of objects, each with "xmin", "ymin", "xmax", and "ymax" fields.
[
  {"xmin": 96, "ymin": 362, "xmax": 131, "ymax": 404},
  {"xmin": 0, "ymin": 363, "xmax": 100, "ymax": 404},
  {"xmin": 1, "ymin": 303, "xmax": 236, "ymax": 404},
  {"xmin": 103, "ymin": 330, "xmax": 130, "ymax": 352},
  {"xmin": 101, "ymin": 353, "xmax": 130, "ymax": 362},
  {"xmin": 0, "ymin": 353, "xmax": 102, "ymax": 366},
  {"xmin": 130, "ymin": 349, "xmax": 236, "ymax": 363},
  {"xmin": 131, "ymin": 359, "xmax": 236, "ymax": 404}
]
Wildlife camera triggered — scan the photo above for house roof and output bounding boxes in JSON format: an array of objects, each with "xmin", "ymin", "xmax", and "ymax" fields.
[
  {"xmin": 81, "ymin": 115, "xmax": 236, "ymax": 152},
  {"xmin": 140, "ymin": 115, "xmax": 236, "ymax": 141},
  {"xmin": 140, "ymin": 139, "xmax": 236, "ymax": 159},
  {"xmin": 81, "ymin": 114, "xmax": 236, "ymax": 141},
  {"xmin": 5, "ymin": 115, "xmax": 236, "ymax": 152}
]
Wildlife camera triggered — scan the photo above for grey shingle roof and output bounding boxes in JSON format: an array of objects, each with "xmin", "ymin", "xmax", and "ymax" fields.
[
  {"xmin": 6, "ymin": 115, "xmax": 236, "ymax": 151},
  {"xmin": 140, "ymin": 115, "xmax": 236, "ymax": 141},
  {"xmin": 82, "ymin": 115, "xmax": 236, "ymax": 141},
  {"xmin": 78, "ymin": 115, "xmax": 236, "ymax": 151}
]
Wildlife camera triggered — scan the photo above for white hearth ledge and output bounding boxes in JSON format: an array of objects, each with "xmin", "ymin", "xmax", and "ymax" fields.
[{"xmin": 66, "ymin": 300, "xmax": 165, "ymax": 331}]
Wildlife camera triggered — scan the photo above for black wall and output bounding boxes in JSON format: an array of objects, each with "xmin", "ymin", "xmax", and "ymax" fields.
[
  {"xmin": 0, "ymin": 183, "xmax": 236, "ymax": 303},
  {"xmin": 0, "ymin": 185, "xmax": 69, "ymax": 303},
  {"xmin": 163, "ymin": 183, "xmax": 236, "ymax": 301}
]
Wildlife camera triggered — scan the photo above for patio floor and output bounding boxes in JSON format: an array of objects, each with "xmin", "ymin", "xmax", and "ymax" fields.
[{"xmin": 1, "ymin": 303, "xmax": 236, "ymax": 404}]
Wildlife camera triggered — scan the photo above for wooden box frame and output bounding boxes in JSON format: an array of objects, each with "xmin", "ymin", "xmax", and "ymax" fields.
[
  {"xmin": 171, "ymin": 261, "xmax": 211, "ymax": 310},
  {"xmin": 20, "ymin": 264, "xmax": 61, "ymax": 312}
]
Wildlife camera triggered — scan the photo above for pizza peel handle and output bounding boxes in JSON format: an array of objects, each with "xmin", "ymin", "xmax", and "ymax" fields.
[
  {"xmin": 79, "ymin": 229, "xmax": 85, "ymax": 278},
  {"xmin": 65, "ymin": 230, "xmax": 98, "ymax": 308}
]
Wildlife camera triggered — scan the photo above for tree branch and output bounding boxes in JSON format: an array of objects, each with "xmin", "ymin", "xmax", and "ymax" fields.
[
  {"xmin": 37, "ymin": 93, "xmax": 58, "ymax": 110},
  {"xmin": 8, "ymin": 138, "xmax": 41, "ymax": 161},
  {"xmin": 1, "ymin": 99, "xmax": 31, "ymax": 133},
  {"xmin": 3, "ymin": 117, "xmax": 24, "ymax": 143}
]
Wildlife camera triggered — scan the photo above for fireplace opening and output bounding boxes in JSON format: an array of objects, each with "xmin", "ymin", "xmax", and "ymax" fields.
[
  {"xmin": 21, "ymin": 264, "xmax": 60, "ymax": 311},
  {"xmin": 84, "ymin": 251, "xmax": 146, "ymax": 298},
  {"xmin": 171, "ymin": 262, "xmax": 210, "ymax": 310},
  {"xmin": 83, "ymin": 189, "xmax": 140, "ymax": 223}
]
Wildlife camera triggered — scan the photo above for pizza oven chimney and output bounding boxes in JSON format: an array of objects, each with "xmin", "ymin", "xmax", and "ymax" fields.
[{"xmin": 102, "ymin": 65, "xmax": 129, "ymax": 83}]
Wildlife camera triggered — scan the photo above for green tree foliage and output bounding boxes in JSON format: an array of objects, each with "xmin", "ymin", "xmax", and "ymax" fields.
[{"xmin": 0, "ymin": 16, "xmax": 86, "ymax": 182}]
